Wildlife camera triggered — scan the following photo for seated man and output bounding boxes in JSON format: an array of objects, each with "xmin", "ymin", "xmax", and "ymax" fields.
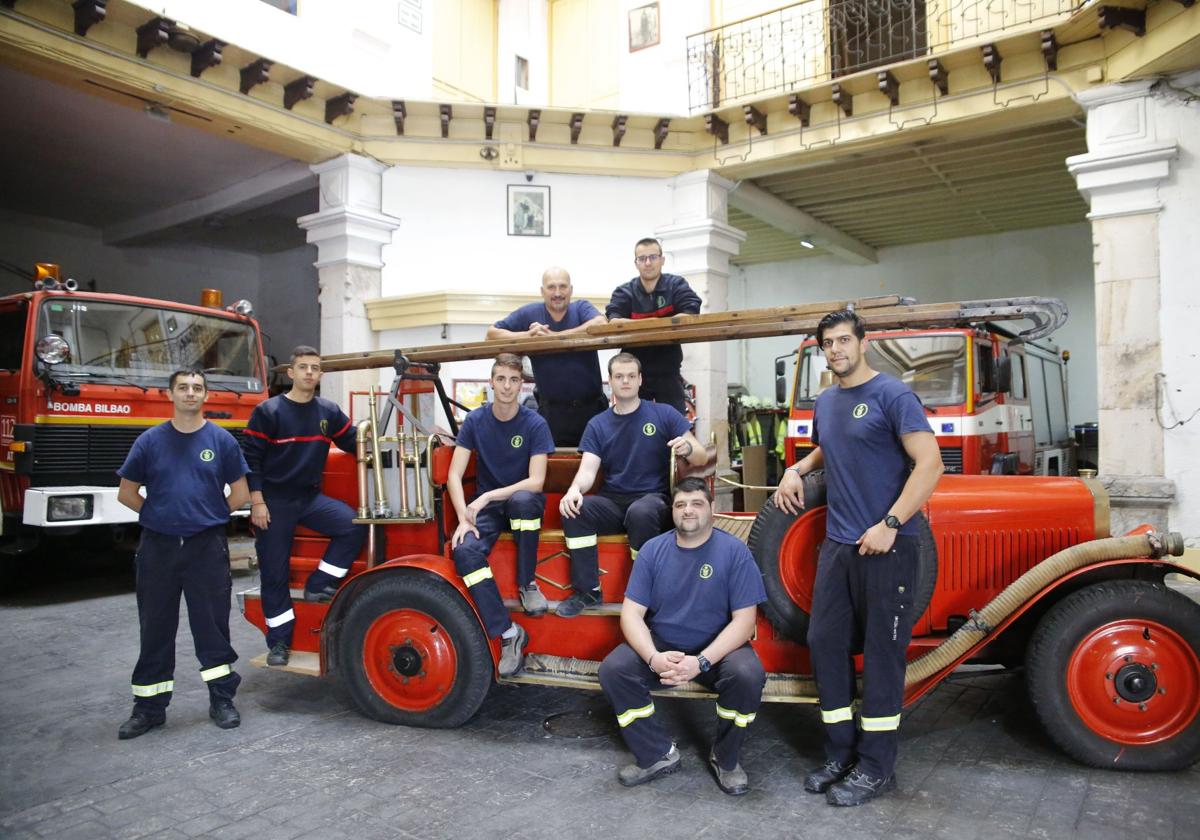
[
  {"xmin": 447, "ymin": 353, "xmax": 555, "ymax": 676},
  {"xmin": 557, "ymin": 353, "xmax": 706, "ymax": 618},
  {"xmin": 598, "ymin": 478, "xmax": 767, "ymax": 795},
  {"xmin": 243, "ymin": 346, "xmax": 366, "ymax": 667}
]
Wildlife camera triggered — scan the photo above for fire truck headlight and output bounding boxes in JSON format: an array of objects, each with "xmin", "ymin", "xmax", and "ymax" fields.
[
  {"xmin": 226, "ymin": 299, "xmax": 254, "ymax": 317},
  {"xmin": 36, "ymin": 334, "xmax": 71, "ymax": 365},
  {"xmin": 47, "ymin": 495, "xmax": 93, "ymax": 522}
]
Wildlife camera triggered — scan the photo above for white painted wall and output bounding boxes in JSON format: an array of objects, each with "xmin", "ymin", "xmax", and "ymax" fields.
[
  {"xmin": 728, "ymin": 223, "xmax": 1097, "ymax": 428},
  {"xmin": 127, "ymin": 0, "xmax": 435, "ymax": 100},
  {"xmin": 498, "ymin": 0, "xmax": 550, "ymax": 105},
  {"xmin": 377, "ymin": 164, "xmax": 673, "ymax": 422},
  {"xmin": 618, "ymin": 0, "xmax": 709, "ymax": 114},
  {"xmin": 257, "ymin": 244, "xmax": 321, "ymax": 368},
  {"xmin": 1153, "ymin": 78, "xmax": 1200, "ymax": 544}
]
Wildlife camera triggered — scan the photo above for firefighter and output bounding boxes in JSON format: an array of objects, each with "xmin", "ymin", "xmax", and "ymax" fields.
[
  {"xmin": 486, "ymin": 267, "xmax": 608, "ymax": 447},
  {"xmin": 242, "ymin": 346, "xmax": 366, "ymax": 667},
  {"xmin": 115, "ymin": 369, "xmax": 250, "ymax": 739},
  {"xmin": 557, "ymin": 353, "xmax": 707, "ymax": 617},
  {"xmin": 446, "ymin": 354, "xmax": 555, "ymax": 676},
  {"xmin": 598, "ymin": 478, "xmax": 767, "ymax": 794},
  {"xmin": 605, "ymin": 237, "xmax": 702, "ymax": 413},
  {"xmin": 774, "ymin": 309, "xmax": 943, "ymax": 806}
]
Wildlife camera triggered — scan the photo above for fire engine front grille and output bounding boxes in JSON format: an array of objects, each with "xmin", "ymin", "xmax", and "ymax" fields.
[
  {"xmin": 940, "ymin": 447, "xmax": 963, "ymax": 474},
  {"xmin": 937, "ymin": 527, "xmax": 1081, "ymax": 593},
  {"xmin": 27, "ymin": 425, "xmax": 246, "ymax": 487}
]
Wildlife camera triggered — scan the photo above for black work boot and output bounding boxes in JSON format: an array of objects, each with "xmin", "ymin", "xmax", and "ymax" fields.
[
  {"xmin": 266, "ymin": 643, "xmax": 290, "ymax": 667},
  {"xmin": 303, "ymin": 582, "xmax": 339, "ymax": 603},
  {"xmin": 803, "ymin": 759, "xmax": 854, "ymax": 793},
  {"xmin": 209, "ymin": 699, "xmax": 241, "ymax": 730},
  {"xmin": 118, "ymin": 709, "xmax": 165, "ymax": 740},
  {"xmin": 825, "ymin": 769, "xmax": 896, "ymax": 806}
]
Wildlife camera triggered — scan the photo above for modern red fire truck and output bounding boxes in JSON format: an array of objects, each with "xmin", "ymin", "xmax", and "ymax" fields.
[
  {"xmin": 0, "ymin": 263, "xmax": 268, "ymax": 548},
  {"xmin": 239, "ymin": 296, "xmax": 1200, "ymax": 771},
  {"xmin": 780, "ymin": 324, "xmax": 1074, "ymax": 477}
]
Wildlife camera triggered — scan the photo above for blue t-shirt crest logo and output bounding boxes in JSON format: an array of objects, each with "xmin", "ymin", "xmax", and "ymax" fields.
[
  {"xmin": 642, "ymin": 423, "xmax": 656, "ymax": 436},
  {"xmin": 510, "ymin": 434, "xmax": 524, "ymax": 448},
  {"xmin": 199, "ymin": 448, "xmax": 215, "ymax": 462},
  {"xmin": 852, "ymin": 403, "xmax": 869, "ymax": 419},
  {"xmin": 319, "ymin": 418, "xmax": 329, "ymax": 435},
  {"xmin": 699, "ymin": 563, "xmax": 713, "ymax": 580}
]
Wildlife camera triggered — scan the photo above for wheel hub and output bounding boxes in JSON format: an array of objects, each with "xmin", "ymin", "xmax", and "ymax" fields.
[
  {"xmin": 391, "ymin": 644, "xmax": 423, "ymax": 678},
  {"xmin": 1113, "ymin": 662, "xmax": 1156, "ymax": 704}
]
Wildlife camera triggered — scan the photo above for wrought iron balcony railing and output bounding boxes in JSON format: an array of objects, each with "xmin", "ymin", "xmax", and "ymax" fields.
[{"xmin": 686, "ymin": 0, "xmax": 1080, "ymax": 112}]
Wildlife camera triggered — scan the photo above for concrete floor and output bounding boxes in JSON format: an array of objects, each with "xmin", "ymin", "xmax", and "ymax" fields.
[{"xmin": 0, "ymin": 548, "xmax": 1197, "ymax": 840}]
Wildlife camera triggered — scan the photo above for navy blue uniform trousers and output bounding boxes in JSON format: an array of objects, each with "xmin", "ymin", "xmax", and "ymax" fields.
[
  {"xmin": 599, "ymin": 641, "xmax": 766, "ymax": 769},
  {"xmin": 561, "ymin": 493, "xmax": 669, "ymax": 593},
  {"xmin": 452, "ymin": 491, "xmax": 544, "ymax": 639},
  {"xmin": 131, "ymin": 526, "xmax": 240, "ymax": 714},
  {"xmin": 807, "ymin": 536, "xmax": 919, "ymax": 779},
  {"xmin": 256, "ymin": 491, "xmax": 366, "ymax": 649}
]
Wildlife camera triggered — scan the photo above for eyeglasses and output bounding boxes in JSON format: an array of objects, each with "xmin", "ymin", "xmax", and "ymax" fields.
[{"xmin": 634, "ymin": 254, "xmax": 663, "ymax": 264}]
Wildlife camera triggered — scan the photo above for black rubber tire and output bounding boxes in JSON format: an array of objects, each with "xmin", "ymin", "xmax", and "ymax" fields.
[
  {"xmin": 337, "ymin": 572, "xmax": 492, "ymax": 728},
  {"xmin": 747, "ymin": 471, "xmax": 938, "ymax": 642},
  {"xmin": 1025, "ymin": 580, "xmax": 1200, "ymax": 770}
]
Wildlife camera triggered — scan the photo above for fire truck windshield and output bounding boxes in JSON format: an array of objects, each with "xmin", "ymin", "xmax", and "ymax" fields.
[
  {"xmin": 795, "ymin": 334, "xmax": 967, "ymax": 408},
  {"xmin": 37, "ymin": 299, "xmax": 263, "ymax": 392}
]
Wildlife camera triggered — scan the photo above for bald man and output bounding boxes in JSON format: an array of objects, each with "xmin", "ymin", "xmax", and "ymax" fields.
[{"xmin": 488, "ymin": 268, "xmax": 608, "ymax": 447}]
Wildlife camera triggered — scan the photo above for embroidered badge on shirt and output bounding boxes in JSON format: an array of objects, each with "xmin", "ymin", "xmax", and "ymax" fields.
[
  {"xmin": 642, "ymin": 423, "xmax": 656, "ymax": 436},
  {"xmin": 200, "ymin": 449, "xmax": 215, "ymax": 462},
  {"xmin": 699, "ymin": 563, "xmax": 713, "ymax": 580},
  {"xmin": 510, "ymin": 435, "xmax": 524, "ymax": 448},
  {"xmin": 852, "ymin": 403, "xmax": 869, "ymax": 419},
  {"xmin": 320, "ymin": 418, "xmax": 329, "ymax": 435}
]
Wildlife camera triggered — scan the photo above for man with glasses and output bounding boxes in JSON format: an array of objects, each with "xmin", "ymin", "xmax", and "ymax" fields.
[
  {"xmin": 487, "ymin": 267, "xmax": 608, "ymax": 447},
  {"xmin": 242, "ymin": 346, "xmax": 366, "ymax": 667},
  {"xmin": 773, "ymin": 309, "xmax": 943, "ymax": 806},
  {"xmin": 606, "ymin": 238, "xmax": 701, "ymax": 413}
]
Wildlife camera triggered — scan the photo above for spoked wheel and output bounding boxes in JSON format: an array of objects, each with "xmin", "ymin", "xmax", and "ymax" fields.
[
  {"xmin": 1027, "ymin": 580, "xmax": 1200, "ymax": 770},
  {"xmin": 338, "ymin": 573, "xmax": 492, "ymax": 728}
]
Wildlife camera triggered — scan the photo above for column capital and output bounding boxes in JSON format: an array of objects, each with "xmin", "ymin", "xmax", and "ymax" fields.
[
  {"xmin": 656, "ymin": 219, "xmax": 747, "ymax": 277},
  {"xmin": 298, "ymin": 153, "xmax": 400, "ymax": 269}
]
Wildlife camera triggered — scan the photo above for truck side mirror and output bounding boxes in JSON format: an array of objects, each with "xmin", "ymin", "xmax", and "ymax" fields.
[
  {"xmin": 997, "ymin": 356, "xmax": 1012, "ymax": 393},
  {"xmin": 774, "ymin": 359, "xmax": 785, "ymax": 377},
  {"xmin": 775, "ymin": 377, "xmax": 786, "ymax": 406}
]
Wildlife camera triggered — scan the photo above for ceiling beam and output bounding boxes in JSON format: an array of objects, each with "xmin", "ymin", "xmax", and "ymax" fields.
[
  {"xmin": 729, "ymin": 181, "xmax": 877, "ymax": 265},
  {"xmin": 102, "ymin": 160, "xmax": 315, "ymax": 245}
]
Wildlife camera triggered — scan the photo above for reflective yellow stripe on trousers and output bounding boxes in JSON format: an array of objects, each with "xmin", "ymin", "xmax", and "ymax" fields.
[
  {"xmin": 131, "ymin": 680, "xmax": 174, "ymax": 697},
  {"xmin": 509, "ymin": 518, "xmax": 542, "ymax": 531},
  {"xmin": 616, "ymin": 702, "xmax": 655, "ymax": 727},
  {"xmin": 462, "ymin": 567, "xmax": 494, "ymax": 587},
  {"xmin": 821, "ymin": 706, "xmax": 854, "ymax": 725},
  {"xmin": 860, "ymin": 714, "xmax": 901, "ymax": 732},
  {"xmin": 715, "ymin": 703, "xmax": 757, "ymax": 728},
  {"xmin": 564, "ymin": 534, "xmax": 597, "ymax": 550},
  {"xmin": 200, "ymin": 664, "xmax": 231, "ymax": 682}
]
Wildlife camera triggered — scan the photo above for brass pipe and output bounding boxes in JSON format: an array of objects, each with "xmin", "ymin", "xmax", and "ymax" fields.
[
  {"xmin": 355, "ymin": 420, "xmax": 372, "ymax": 519},
  {"xmin": 411, "ymin": 433, "xmax": 428, "ymax": 518},
  {"xmin": 366, "ymin": 523, "xmax": 377, "ymax": 569},
  {"xmin": 368, "ymin": 387, "xmax": 390, "ymax": 517},
  {"xmin": 397, "ymin": 427, "xmax": 412, "ymax": 517}
]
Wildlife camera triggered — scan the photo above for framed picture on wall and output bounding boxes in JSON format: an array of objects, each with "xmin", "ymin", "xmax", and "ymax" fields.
[
  {"xmin": 507, "ymin": 184, "xmax": 550, "ymax": 237},
  {"xmin": 628, "ymin": 3, "xmax": 660, "ymax": 52}
]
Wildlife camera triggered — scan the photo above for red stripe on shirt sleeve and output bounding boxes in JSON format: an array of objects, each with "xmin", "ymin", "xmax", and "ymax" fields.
[{"xmin": 630, "ymin": 305, "xmax": 676, "ymax": 319}]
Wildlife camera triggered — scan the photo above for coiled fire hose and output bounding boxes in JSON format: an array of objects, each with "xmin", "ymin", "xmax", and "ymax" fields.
[{"xmin": 903, "ymin": 531, "xmax": 1186, "ymax": 687}]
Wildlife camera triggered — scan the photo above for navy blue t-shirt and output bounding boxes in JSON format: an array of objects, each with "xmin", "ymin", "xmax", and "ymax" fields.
[
  {"xmin": 455, "ymin": 404, "xmax": 555, "ymax": 497},
  {"xmin": 579, "ymin": 401, "xmax": 692, "ymax": 496},
  {"xmin": 494, "ymin": 301, "xmax": 604, "ymax": 401},
  {"xmin": 626, "ymin": 528, "xmax": 767, "ymax": 652},
  {"xmin": 812, "ymin": 373, "xmax": 933, "ymax": 544},
  {"xmin": 119, "ymin": 421, "xmax": 249, "ymax": 537}
]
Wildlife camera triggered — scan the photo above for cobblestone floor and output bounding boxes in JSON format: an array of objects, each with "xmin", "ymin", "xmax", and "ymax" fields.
[{"xmin": 1, "ymin": 551, "xmax": 1197, "ymax": 840}]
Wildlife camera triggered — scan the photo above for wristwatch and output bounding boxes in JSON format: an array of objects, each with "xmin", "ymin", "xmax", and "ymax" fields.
[
  {"xmin": 696, "ymin": 654, "xmax": 712, "ymax": 673},
  {"xmin": 883, "ymin": 514, "xmax": 902, "ymax": 530}
]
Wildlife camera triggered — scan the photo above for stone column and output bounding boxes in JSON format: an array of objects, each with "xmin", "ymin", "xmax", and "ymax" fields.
[
  {"xmin": 656, "ymin": 171, "xmax": 746, "ymax": 505},
  {"xmin": 1067, "ymin": 81, "xmax": 1179, "ymax": 535},
  {"xmin": 297, "ymin": 154, "xmax": 401, "ymax": 404}
]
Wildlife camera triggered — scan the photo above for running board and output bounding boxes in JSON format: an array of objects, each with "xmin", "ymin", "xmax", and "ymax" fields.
[
  {"xmin": 248, "ymin": 650, "xmax": 321, "ymax": 677},
  {"xmin": 501, "ymin": 653, "xmax": 821, "ymax": 704}
]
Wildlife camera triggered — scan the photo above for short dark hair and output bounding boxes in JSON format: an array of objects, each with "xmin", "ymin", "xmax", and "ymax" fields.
[
  {"xmin": 673, "ymin": 477, "xmax": 712, "ymax": 502},
  {"xmin": 608, "ymin": 352, "xmax": 642, "ymax": 375},
  {"xmin": 634, "ymin": 237, "xmax": 662, "ymax": 255},
  {"xmin": 290, "ymin": 345, "xmax": 321, "ymax": 364},
  {"xmin": 168, "ymin": 368, "xmax": 207, "ymax": 391},
  {"xmin": 491, "ymin": 353, "xmax": 523, "ymax": 377},
  {"xmin": 816, "ymin": 309, "xmax": 866, "ymax": 347}
]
